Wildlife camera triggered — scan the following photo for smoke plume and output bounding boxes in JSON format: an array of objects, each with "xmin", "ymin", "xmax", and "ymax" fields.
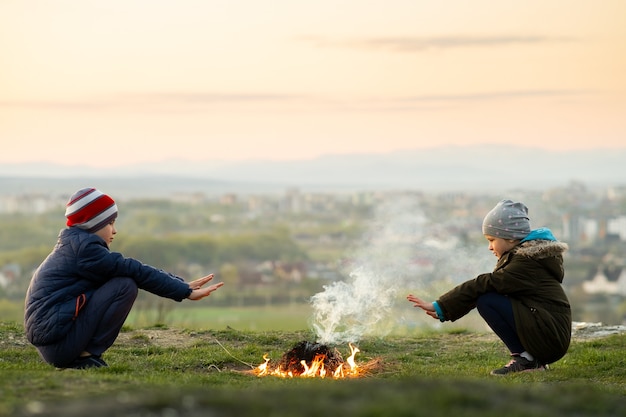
[{"xmin": 310, "ymin": 194, "xmax": 492, "ymax": 345}]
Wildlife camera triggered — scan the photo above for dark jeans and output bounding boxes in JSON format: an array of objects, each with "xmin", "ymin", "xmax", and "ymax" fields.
[
  {"xmin": 37, "ymin": 277, "xmax": 138, "ymax": 368},
  {"xmin": 476, "ymin": 292, "xmax": 525, "ymax": 355}
]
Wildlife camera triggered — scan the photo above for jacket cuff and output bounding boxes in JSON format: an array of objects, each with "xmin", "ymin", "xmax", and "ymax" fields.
[{"xmin": 432, "ymin": 301, "xmax": 446, "ymax": 322}]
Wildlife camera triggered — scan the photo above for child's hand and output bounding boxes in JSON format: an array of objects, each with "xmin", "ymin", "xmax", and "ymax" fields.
[
  {"xmin": 187, "ymin": 274, "xmax": 224, "ymax": 300},
  {"xmin": 189, "ymin": 274, "xmax": 216, "ymax": 290},
  {"xmin": 407, "ymin": 294, "xmax": 439, "ymax": 320}
]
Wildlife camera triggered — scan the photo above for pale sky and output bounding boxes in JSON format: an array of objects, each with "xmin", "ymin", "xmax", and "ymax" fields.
[{"xmin": 1, "ymin": 0, "xmax": 625, "ymax": 168}]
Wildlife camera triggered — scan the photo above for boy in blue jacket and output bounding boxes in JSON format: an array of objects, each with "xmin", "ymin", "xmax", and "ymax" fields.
[{"xmin": 24, "ymin": 187, "xmax": 224, "ymax": 369}]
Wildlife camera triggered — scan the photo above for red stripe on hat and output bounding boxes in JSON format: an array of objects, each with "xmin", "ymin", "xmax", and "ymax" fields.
[{"xmin": 66, "ymin": 194, "xmax": 116, "ymax": 227}]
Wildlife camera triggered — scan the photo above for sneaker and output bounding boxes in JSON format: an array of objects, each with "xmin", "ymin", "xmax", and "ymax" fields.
[
  {"xmin": 490, "ymin": 354, "xmax": 546, "ymax": 376},
  {"xmin": 66, "ymin": 355, "xmax": 108, "ymax": 370}
]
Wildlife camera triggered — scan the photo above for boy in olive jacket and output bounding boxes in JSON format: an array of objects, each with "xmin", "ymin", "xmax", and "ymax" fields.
[{"xmin": 408, "ymin": 200, "xmax": 571, "ymax": 375}]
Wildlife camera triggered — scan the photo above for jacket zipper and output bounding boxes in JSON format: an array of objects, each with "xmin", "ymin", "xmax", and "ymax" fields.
[{"xmin": 73, "ymin": 293, "xmax": 86, "ymax": 320}]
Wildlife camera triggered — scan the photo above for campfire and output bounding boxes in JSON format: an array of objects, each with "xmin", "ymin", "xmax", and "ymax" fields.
[{"xmin": 254, "ymin": 341, "xmax": 363, "ymax": 378}]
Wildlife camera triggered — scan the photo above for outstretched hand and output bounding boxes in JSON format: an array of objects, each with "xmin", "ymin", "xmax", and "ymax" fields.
[
  {"xmin": 406, "ymin": 294, "xmax": 439, "ymax": 320},
  {"xmin": 187, "ymin": 274, "xmax": 224, "ymax": 301}
]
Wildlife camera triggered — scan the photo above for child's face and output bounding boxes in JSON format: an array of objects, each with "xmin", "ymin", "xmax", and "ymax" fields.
[
  {"xmin": 485, "ymin": 235, "xmax": 518, "ymax": 259},
  {"xmin": 94, "ymin": 220, "xmax": 117, "ymax": 246}
]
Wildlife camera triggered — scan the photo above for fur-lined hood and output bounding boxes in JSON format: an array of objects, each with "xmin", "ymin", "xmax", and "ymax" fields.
[
  {"xmin": 514, "ymin": 239, "xmax": 569, "ymax": 259},
  {"xmin": 508, "ymin": 238, "xmax": 568, "ymax": 284}
]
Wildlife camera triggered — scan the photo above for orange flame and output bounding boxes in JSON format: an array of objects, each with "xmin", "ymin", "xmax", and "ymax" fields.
[{"xmin": 255, "ymin": 343, "xmax": 361, "ymax": 379}]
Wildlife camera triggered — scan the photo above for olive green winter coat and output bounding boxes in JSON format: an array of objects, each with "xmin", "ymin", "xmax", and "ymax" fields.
[{"xmin": 436, "ymin": 239, "xmax": 571, "ymax": 364}]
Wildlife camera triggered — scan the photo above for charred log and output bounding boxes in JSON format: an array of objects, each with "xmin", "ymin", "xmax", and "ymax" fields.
[{"xmin": 277, "ymin": 341, "xmax": 344, "ymax": 375}]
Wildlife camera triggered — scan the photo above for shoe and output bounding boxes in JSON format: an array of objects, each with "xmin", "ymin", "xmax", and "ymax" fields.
[
  {"xmin": 490, "ymin": 354, "xmax": 546, "ymax": 376},
  {"xmin": 66, "ymin": 355, "xmax": 108, "ymax": 369}
]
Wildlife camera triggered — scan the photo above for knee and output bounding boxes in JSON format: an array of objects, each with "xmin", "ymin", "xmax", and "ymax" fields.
[
  {"xmin": 476, "ymin": 292, "xmax": 501, "ymax": 313},
  {"xmin": 111, "ymin": 277, "xmax": 139, "ymax": 301}
]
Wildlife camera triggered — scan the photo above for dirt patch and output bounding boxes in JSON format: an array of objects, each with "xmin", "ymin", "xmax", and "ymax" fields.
[
  {"xmin": 0, "ymin": 331, "xmax": 29, "ymax": 348},
  {"xmin": 571, "ymin": 321, "xmax": 626, "ymax": 340},
  {"xmin": 116, "ymin": 328, "xmax": 202, "ymax": 349},
  {"xmin": 114, "ymin": 322, "xmax": 626, "ymax": 349}
]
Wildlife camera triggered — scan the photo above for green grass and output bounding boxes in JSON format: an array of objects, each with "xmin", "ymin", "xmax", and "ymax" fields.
[
  {"xmin": 127, "ymin": 304, "xmax": 314, "ymax": 331},
  {"xmin": 0, "ymin": 299, "xmax": 23, "ymax": 323},
  {"xmin": 0, "ymin": 298, "xmax": 491, "ymax": 333},
  {"xmin": 1, "ymin": 321, "xmax": 625, "ymax": 416}
]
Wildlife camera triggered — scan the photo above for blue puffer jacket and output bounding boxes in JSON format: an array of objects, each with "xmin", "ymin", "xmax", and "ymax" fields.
[{"xmin": 24, "ymin": 227, "xmax": 193, "ymax": 346}]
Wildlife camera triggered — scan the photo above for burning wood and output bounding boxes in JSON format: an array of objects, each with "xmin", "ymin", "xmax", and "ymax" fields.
[{"xmin": 254, "ymin": 340, "xmax": 362, "ymax": 378}]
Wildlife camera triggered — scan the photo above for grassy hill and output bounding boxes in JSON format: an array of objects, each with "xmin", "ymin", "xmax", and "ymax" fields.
[{"xmin": 1, "ymin": 321, "xmax": 625, "ymax": 417}]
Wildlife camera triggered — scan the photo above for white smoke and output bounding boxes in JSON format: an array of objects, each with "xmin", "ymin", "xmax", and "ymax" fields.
[
  {"xmin": 310, "ymin": 194, "xmax": 493, "ymax": 345},
  {"xmin": 310, "ymin": 267, "xmax": 398, "ymax": 345}
]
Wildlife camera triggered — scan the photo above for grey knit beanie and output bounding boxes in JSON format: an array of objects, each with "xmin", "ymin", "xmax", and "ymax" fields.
[{"xmin": 482, "ymin": 199, "xmax": 531, "ymax": 240}]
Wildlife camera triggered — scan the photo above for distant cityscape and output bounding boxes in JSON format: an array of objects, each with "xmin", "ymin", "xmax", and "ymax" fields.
[
  {"xmin": 2, "ymin": 179, "xmax": 626, "ymax": 248},
  {"xmin": 1, "ymin": 176, "xmax": 625, "ymax": 324}
]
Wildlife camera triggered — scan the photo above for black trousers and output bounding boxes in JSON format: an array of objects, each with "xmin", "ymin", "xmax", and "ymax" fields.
[
  {"xmin": 476, "ymin": 292, "xmax": 525, "ymax": 355},
  {"xmin": 36, "ymin": 277, "xmax": 138, "ymax": 368}
]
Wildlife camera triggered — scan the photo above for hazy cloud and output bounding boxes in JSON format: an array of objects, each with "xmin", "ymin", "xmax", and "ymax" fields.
[
  {"xmin": 399, "ymin": 89, "xmax": 587, "ymax": 102},
  {"xmin": 298, "ymin": 35, "xmax": 575, "ymax": 52},
  {"xmin": 0, "ymin": 89, "xmax": 587, "ymax": 113},
  {"xmin": 144, "ymin": 92, "xmax": 304, "ymax": 103},
  {"xmin": 0, "ymin": 93, "xmax": 307, "ymax": 112}
]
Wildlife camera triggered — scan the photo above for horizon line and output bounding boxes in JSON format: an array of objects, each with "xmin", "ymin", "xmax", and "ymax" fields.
[{"xmin": 2, "ymin": 143, "xmax": 626, "ymax": 170}]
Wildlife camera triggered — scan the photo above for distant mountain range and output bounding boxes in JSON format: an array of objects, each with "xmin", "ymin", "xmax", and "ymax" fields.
[{"xmin": 1, "ymin": 145, "xmax": 624, "ymax": 197}]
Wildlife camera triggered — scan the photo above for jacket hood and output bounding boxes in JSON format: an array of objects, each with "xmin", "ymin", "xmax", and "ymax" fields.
[
  {"xmin": 514, "ymin": 239, "xmax": 569, "ymax": 259},
  {"xmin": 516, "ymin": 227, "xmax": 568, "ymax": 259},
  {"xmin": 521, "ymin": 227, "xmax": 557, "ymax": 242},
  {"xmin": 513, "ymin": 238, "xmax": 568, "ymax": 283}
]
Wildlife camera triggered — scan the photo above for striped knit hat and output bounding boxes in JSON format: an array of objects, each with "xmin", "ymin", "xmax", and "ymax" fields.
[{"xmin": 65, "ymin": 188, "xmax": 118, "ymax": 233}]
